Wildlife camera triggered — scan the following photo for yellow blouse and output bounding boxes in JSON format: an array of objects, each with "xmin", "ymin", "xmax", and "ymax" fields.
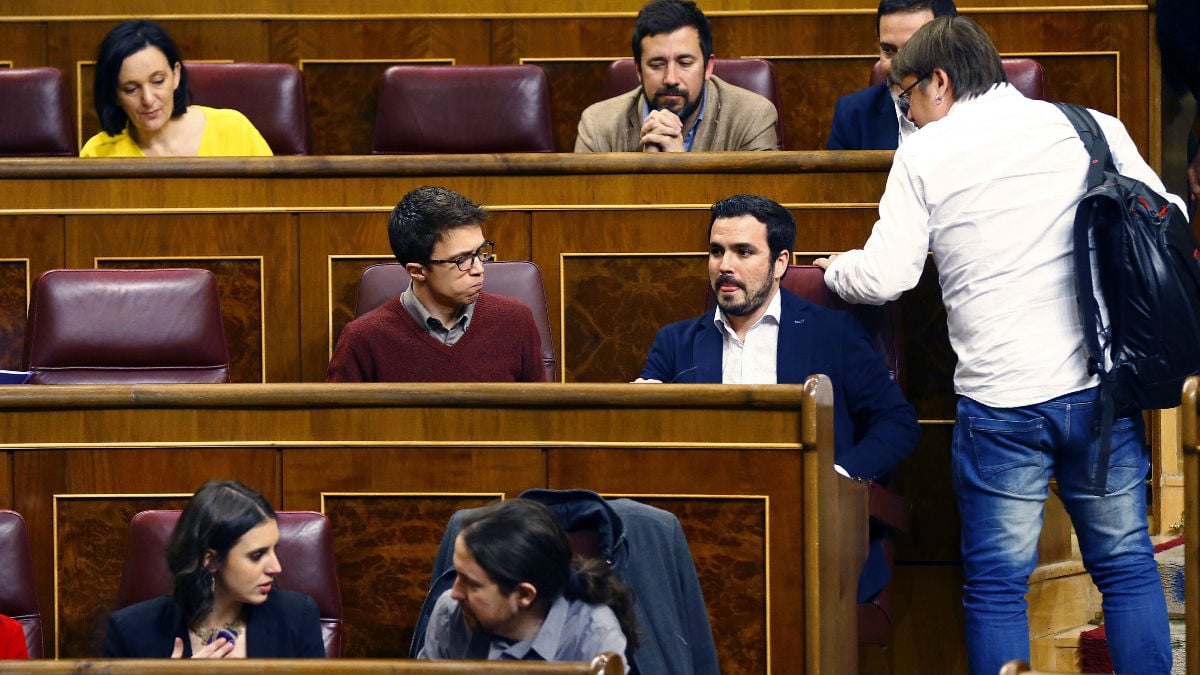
[{"xmin": 80, "ymin": 106, "xmax": 273, "ymax": 157}]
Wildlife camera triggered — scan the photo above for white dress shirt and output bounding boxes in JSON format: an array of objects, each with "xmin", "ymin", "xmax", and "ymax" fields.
[
  {"xmin": 826, "ymin": 84, "xmax": 1187, "ymax": 407},
  {"xmin": 715, "ymin": 288, "xmax": 782, "ymax": 384}
]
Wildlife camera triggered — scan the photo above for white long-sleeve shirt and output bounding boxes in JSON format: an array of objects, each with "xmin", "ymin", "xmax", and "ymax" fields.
[{"xmin": 825, "ymin": 84, "xmax": 1187, "ymax": 407}]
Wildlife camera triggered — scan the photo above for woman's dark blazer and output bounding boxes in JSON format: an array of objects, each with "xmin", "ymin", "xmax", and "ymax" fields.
[{"xmin": 104, "ymin": 589, "xmax": 324, "ymax": 658}]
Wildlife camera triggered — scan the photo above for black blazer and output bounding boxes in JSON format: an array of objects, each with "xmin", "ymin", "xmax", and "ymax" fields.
[
  {"xmin": 104, "ymin": 589, "xmax": 324, "ymax": 658},
  {"xmin": 826, "ymin": 81, "xmax": 900, "ymax": 150}
]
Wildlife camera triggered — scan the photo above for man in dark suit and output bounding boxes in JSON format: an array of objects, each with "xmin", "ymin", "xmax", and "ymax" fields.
[
  {"xmin": 826, "ymin": 0, "xmax": 957, "ymax": 150},
  {"xmin": 638, "ymin": 194, "xmax": 919, "ymax": 601},
  {"xmin": 639, "ymin": 194, "xmax": 918, "ymax": 482}
]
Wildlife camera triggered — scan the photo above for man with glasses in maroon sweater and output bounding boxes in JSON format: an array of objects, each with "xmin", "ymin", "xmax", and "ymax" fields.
[{"xmin": 328, "ymin": 186, "xmax": 545, "ymax": 383}]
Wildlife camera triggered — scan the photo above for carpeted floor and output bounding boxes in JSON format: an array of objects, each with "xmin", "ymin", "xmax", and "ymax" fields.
[{"xmin": 1077, "ymin": 538, "xmax": 1186, "ymax": 674}]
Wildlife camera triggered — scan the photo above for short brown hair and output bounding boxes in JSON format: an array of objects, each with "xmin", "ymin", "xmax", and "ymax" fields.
[{"xmin": 892, "ymin": 15, "xmax": 1005, "ymax": 100}]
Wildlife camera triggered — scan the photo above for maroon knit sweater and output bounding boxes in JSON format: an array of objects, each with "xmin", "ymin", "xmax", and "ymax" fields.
[{"xmin": 327, "ymin": 292, "xmax": 545, "ymax": 383}]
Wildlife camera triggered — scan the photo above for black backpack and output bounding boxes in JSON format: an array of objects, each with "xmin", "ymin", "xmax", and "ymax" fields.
[{"xmin": 1055, "ymin": 102, "xmax": 1200, "ymax": 491}]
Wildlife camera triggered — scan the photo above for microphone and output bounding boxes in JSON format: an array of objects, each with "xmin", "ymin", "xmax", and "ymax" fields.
[{"xmin": 669, "ymin": 365, "xmax": 699, "ymax": 383}]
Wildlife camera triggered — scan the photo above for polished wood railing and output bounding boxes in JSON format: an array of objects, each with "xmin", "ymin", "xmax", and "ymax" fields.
[{"xmin": 0, "ymin": 379, "xmax": 864, "ymax": 675}]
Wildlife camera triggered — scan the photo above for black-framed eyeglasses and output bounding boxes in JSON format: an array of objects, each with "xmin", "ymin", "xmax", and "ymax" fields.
[
  {"xmin": 423, "ymin": 241, "xmax": 495, "ymax": 271},
  {"xmin": 896, "ymin": 74, "xmax": 930, "ymax": 116}
]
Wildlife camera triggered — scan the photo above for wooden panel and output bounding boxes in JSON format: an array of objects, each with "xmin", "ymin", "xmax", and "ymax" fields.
[
  {"xmin": 302, "ymin": 60, "xmax": 454, "ymax": 156},
  {"xmin": 1183, "ymin": 377, "xmax": 1198, "ymax": 675},
  {"xmin": 322, "ymin": 494, "xmax": 500, "ymax": 658},
  {"xmin": 0, "ymin": 214, "xmax": 65, "ymax": 370},
  {"xmin": 773, "ymin": 57, "xmax": 876, "ymax": 151},
  {"xmin": 895, "ymin": 424, "xmax": 957, "ymax": 563},
  {"xmin": 8, "ymin": 0, "xmax": 1149, "ymax": 16},
  {"xmin": 0, "ymin": 450, "xmax": 9, "ymax": 509},
  {"xmin": 54, "ymin": 494, "xmax": 191, "ymax": 658},
  {"xmin": 635, "ymin": 495, "xmax": 768, "ymax": 675},
  {"xmin": 65, "ymin": 213, "xmax": 299, "ymax": 383},
  {"xmin": 890, "ymin": 564, "xmax": 969, "ymax": 675},
  {"xmin": 0, "ymin": 260, "xmax": 30, "ymax": 371},
  {"xmin": 13, "ymin": 447, "xmax": 279, "ymax": 657},
  {"xmin": 0, "ymin": 22, "xmax": 48, "ymax": 67},
  {"xmin": 532, "ymin": 209, "xmax": 709, "ymax": 380},
  {"xmin": 526, "ymin": 59, "xmax": 615, "ymax": 153},
  {"xmin": 1, "ymin": 382, "xmax": 855, "ymax": 673},
  {"xmin": 562, "ymin": 253, "xmax": 708, "ymax": 382}
]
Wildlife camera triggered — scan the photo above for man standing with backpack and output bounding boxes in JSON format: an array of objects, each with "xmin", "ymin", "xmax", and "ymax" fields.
[{"xmin": 816, "ymin": 16, "xmax": 1189, "ymax": 675}]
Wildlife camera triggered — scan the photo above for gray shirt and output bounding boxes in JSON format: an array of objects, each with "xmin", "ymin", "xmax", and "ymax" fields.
[
  {"xmin": 417, "ymin": 589, "xmax": 627, "ymax": 672},
  {"xmin": 400, "ymin": 287, "xmax": 476, "ymax": 345}
]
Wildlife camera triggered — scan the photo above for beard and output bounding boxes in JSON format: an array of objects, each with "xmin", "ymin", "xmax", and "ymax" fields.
[
  {"xmin": 713, "ymin": 267, "xmax": 775, "ymax": 317},
  {"xmin": 648, "ymin": 87, "xmax": 702, "ymax": 121}
]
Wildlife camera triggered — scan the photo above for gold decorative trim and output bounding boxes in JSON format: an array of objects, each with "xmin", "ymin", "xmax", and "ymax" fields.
[
  {"xmin": 52, "ymin": 492, "xmax": 191, "ymax": 658},
  {"xmin": 518, "ymin": 57, "xmax": 626, "ymax": 65},
  {"xmin": 1, "ymin": 7, "xmax": 1152, "ymax": 22},
  {"xmin": 95, "ymin": 255, "xmax": 268, "ymax": 383},
  {"xmin": 0, "ymin": 203, "xmax": 882, "ymax": 217},
  {"xmin": 2, "ymin": 440, "xmax": 803, "ymax": 450},
  {"xmin": 606, "ymin": 492, "xmax": 771, "ymax": 673},
  {"xmin": 299, "ymin": 58, "xmax": 456, "ymax": 69},
  {"xmin": 0, "ymin": 258, "xmax": 32, "ymax": 310},
  {"xmin": 319, "ymin": 491, "xmax": 505, "ymax": 513}
]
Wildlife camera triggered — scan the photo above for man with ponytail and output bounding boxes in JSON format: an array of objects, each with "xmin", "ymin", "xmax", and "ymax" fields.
[{"xmin": 417, "ymin": 499, "xmax": 635, "ymax": 671}]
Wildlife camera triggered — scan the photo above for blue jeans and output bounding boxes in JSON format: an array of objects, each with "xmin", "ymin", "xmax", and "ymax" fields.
[{"xmin": 952, "ymin": 387, "xmax": 1170, "ymax": 675}]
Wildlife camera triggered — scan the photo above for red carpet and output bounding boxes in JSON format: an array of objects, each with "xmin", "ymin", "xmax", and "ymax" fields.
[{"xmin": 1079, "ymin": 625, "xmax": 1114, "ymax": 674}]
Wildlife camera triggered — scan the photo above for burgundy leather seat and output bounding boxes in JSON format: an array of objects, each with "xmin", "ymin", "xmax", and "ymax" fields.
[
  {"xmin": 116, "ymin": 510, "xmax": 344, "ymax": 658},
  {"xmin": 185, "ymin": 62, "xmax": 312, "ymax": 155},
  {"xmin": 371, "ymin": 65, "xmax": 555, "ymax": 154},
  {"xmin": 23, "ymin": 268, "xmax": 230, "ymax": 384},
  {"xmin": 601, "ymin": 58, "xmax": 786, "ymax": 149},
  {"xmin": 0, "ymin": 510, "xmax": 43, "ymax": 658},
  {"xmin": 0, "ymin": 67, "xmax": 76, "ymax": 156},
  {"xmin": 354, "ymin": 260, "xmax": 558, "ymax": 382},
  {"xmin": 870, "ymin": 56, "xmax": 1046, "ymax": 100}
]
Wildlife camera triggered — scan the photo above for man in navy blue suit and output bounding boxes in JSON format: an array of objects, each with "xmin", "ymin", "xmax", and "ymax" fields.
[
  {"xmin": 638, "ymin": 194, "xmax": 919, "ymax": 600},
  {"xmin": 639, "ymin": 194, "xmax": 918, "ymax": 482},
  {"xmin": 826, "ymin": 0, "xmax": 957, "ymax": 150}
]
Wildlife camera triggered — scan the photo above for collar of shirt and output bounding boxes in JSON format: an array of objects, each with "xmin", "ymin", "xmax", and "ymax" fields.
[
  {"xmin": 399, "ymin": 286, "xmax": 475, "ymax": 344},
  {"xmin": 487, "ymin": 595, "xmax": 570, "ymax": 662},
  {"xmin": 713, "ymin": 287, "xmax": 782, "ymax": 384},
  {"xmin": 640, "ymin": 82, "xmax": 708, "ymax": 152},
  {"xmin": 713, "ymin": 286, "xmax": 782, "ymax": 339}
]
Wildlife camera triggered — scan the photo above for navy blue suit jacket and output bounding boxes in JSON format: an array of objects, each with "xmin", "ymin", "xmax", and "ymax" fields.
[
  {"xmin": 104, "ymin": 589, "xmax": 325, "ymax": 658},
  {"xmin": 641, "ymin": 289, "xmax": 919, "ymax": 482},
  {"xmin": 642, "ymin": 290, "xmax": 919, "ymax": 601},
  {"xmin": 826, "ymin": 82, "xmax": 899, "ymax": 151}
]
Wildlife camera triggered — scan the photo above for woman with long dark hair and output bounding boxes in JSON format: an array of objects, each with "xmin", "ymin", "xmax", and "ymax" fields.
[{"xmin": 104, "ymin": 480, "xmax": 324, "ymax": 658}]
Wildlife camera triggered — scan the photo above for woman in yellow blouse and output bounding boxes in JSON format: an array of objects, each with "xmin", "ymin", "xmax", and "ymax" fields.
[{"xmin": 81, "ymin": 20, "xmax": 272, "ymax": 158}]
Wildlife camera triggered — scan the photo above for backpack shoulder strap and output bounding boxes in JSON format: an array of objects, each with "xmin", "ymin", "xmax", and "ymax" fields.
[
  {"xmin": 1053, "ymin": 100, "xmax": 1120, "ymax": 497},
  {"xmin": 1051, "ymin": 101, "xmax": 1112, "ymax": 190}
]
